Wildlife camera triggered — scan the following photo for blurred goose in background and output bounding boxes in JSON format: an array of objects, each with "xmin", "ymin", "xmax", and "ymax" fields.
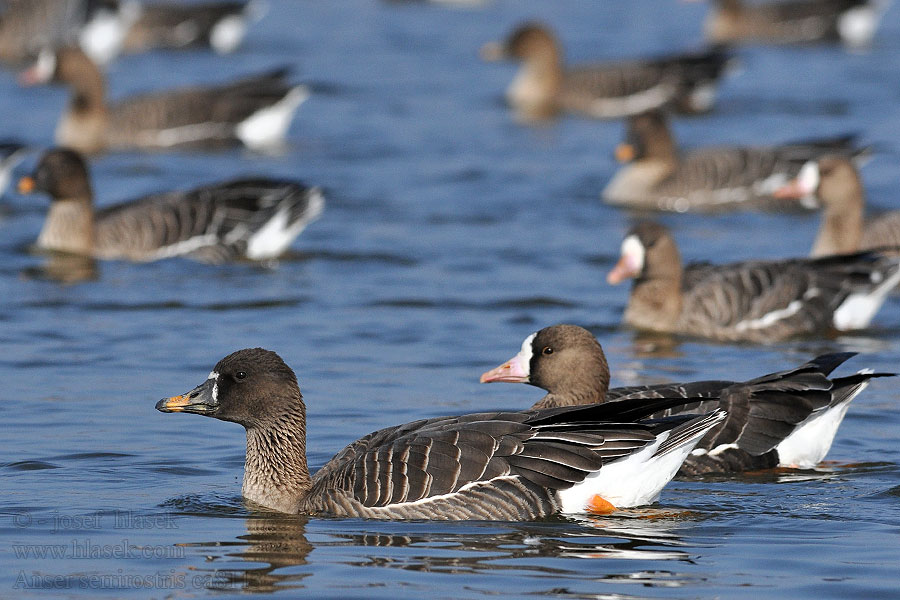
[
  {"xmin": 481, "ymin": 324, "xmax": 886, "ymax": 474},
  {"xmin": 157, "ymin": 347, "xmax": 726, "ymax": 517},
  {"xmin": 117, "ymin": 1, "xmax": 261, "ymax": 55},
  {"xmin": 606, "ymin": 222, "xmax": 900, "ymax": 342},
  {"xmin": 774, "ymin": 156, "xmax": 900, "ymax": 256},
  {"xmin": 481, "ymin": 22, "xmax": 731, "ymax": 120},
  {"xmin": 18, "ymin": 148, "xmax": 323, "ymax": 263},
  {"xmin": 19, "ymin": 47, "xmax": 307, "ymax": 153},
  {"xmin": 0, "ymin": 141, "xmax": 28, "ymax": 196},
  {"xmin": 695, "ymin": 0, "xmax": 888, "ymax": 48},
  {"xmin": 602, "ymin": 109, "xmax": 866, "ymax": 212},
  {"xmin": 0, "ymin": 0, "xmax": 257, "ymax": 66}
]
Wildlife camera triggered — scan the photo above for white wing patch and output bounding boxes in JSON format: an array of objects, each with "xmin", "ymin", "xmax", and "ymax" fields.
[
  {"xmin": 236, "ymin": 85, "xmax": 309, "ymax": 150},
  {"xmin": 245, "ymin": 188, "xmax": 325, "ymax": 260},
  {"xmin": 833, "ymin": 265, "xmax": 900, "ymax": 330}
]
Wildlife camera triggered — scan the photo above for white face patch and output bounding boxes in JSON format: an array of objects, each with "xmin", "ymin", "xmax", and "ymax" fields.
[
  {"xmin": 515, "ymin": 332, "xmax": 536, "ymax": 378},
  {"xmin": 34, "ymin": 49, "xmax": 57, "ymax": 83},
  {"xmin": 620, "ymin": 235, "xmax": 646, "ymax": 273},
  {"xmin": 208, "ymin": 371, "xmax": 219, "ymax": 402},
  {"xmin": 797, "ymin": 161, "xmax": 820, "ymax": 198}
]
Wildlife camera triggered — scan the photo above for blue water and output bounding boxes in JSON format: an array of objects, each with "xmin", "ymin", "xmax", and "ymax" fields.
[{"xmin": 2, "ymin": 0, "xmax": 900, "ymax": 597}]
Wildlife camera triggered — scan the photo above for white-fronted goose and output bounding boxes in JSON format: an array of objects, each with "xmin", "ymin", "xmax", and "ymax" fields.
[
  {"xmin": 698, "ymin": 0, "xmax": 887, "ymax": 48},
  {"xmin": 602, "ymin": 110, "xmax": 865, "ymax": 212},
  {"xmin": 119, "ymin": 1, "xmax": 258, "ymax": 55},
  {"xmin": 18, "ymin": 148, "xmax": 323, "ymax": 263},
  {"xmin": 0, "ymin": 141, "xmax": 28, "ymax": 196},
  {"xmin": 606, "ymin": 222, "xmax": 900, "ymax": 342},
  {"xmin": 481, "ymin": 23, "xmax": 730, "ymax": 120},
  {"xmin": 20, "ymin": 47, "xmax": 307, "ymax": 153},
  {"xmin": 481, "ymin": 324, "xmax": 886, "ymax": 474},
  {"xmin": 157, "ymin": 347, "xmax": 726, "ymax": 518},
  {"xmin": 774, "ymin": 156, "xmax": 900, "ymax": 257}
]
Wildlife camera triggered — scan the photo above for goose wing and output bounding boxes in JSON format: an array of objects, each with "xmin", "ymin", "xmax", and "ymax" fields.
[
  {"xmin": 107, "ymin": 69, "xmax": 296, "ymax": 146},
  {"xmin": 94, "ymin": 178, "xmax": 321, "ymax": 262},
  {"xmin": 678, "ymin": 252, "xmax": 898, "ymax": 341},
  {"xmin": 305, "ymin": 397, "xmax": 718, "ymax": 518}
]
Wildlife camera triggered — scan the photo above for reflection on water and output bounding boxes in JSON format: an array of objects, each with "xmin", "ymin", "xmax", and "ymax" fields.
[
  {"xmin": 160, "ymin": 508, "xmax": 704, "ymax": 593},
  {"xmin": 21, "ymin": 251, "xmax": 98, "ymax": 284}
]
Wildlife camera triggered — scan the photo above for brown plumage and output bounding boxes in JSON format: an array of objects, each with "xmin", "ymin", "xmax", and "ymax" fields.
[
  {"xmin": 480, "ymin": 324, "xmax": 888, "ymax": 474},
  {"xmin": 19, "ymin": 46, "xmax": 306, "ymax": 153},
  {"xmin": 157, "ymin": 348, "xmax": 726, "ymax": 518},
  {"xmin": 602, "ymin": 110, "xmax": 866, "ymax": 212},
  {"xmin": 606, "ymin": 222, "xmax": 900, "ymax": 342},
  {"xmin": 481, "ymin": 22, "xmax": 729, "ymax": 121}
]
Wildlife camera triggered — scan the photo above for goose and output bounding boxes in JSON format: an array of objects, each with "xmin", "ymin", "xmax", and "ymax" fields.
[
  {"xmin": 19, "ymin": 46, "xmax": 307, "ymax": 153},
  {"xmin": 18, "ymin": 148, "xmax": 323, "ymax": 263},
  {"xmin": 480, "ymin": 22, "xmax": 730, "ymax": 120},
  {"xmin": 774, "ymin": 156, "xmax": 900, "ymax": 257},
  {"xmin": 695, "ymin": 0, "xmax": 888, "ymax": 48},
  {"xmin": 606, "ymin": 222, "xmax": 900, "ymax": 342},
  {"xmin": 156, "ymin": 347, "xmax": 726, "ymax": 518},
  {"xmin": 602, "ymin": 109, "xmax": 865, "ymax": 212},
  {"xmin": 481, "ymin": 324, "xmax": 886, "ymax": 474}
]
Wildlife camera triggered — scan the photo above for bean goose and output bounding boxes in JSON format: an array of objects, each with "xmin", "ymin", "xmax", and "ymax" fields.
[
  {"xmin": 19, "ymin": 46, "xmax": 308, "ymax": 153},
  {"xmin": 602, "ymin": 109, "xmax": 865, "ymax": 212},
  {"xmin": 156, "ymin": 347, "xmax": 726, "ymax": 518},
  {"xmin": 606, "ymin": 222, "xmax": 900, "ymax": 342},
  {"xmin": 18, "ymin": 148, "xmax": 323, "ymax": 263},
  {"xmin": 773, "ymin": 156, "xmax": 900, "ymax": 257},
  {"xmin": 696, "ymin": 0, "xmax": 887, "ymax": 48},
  {"xmin": 480, "ymin": 22, "xmax": 730, "ymax": 120},
  {"xmin": 481, "ymin": 324, "xmax": 886, "ymax": 474}
]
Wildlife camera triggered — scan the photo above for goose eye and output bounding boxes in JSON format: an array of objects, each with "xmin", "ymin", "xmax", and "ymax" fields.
[
  {"xmin": 541, "ymin": 346, "xmax": 553, "ymax": 356},
  {"xmin": 235, "ymin": 371, "xmax": 247, "ymax": 381}
]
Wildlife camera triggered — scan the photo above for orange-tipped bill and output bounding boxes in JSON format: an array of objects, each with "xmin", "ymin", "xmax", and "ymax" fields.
[
  {"xmin": 614, "ymin": 143, "xmax": 635, "ymax": 164},
  {"xmin": 17, "ymin": 175, "xmax": 35, "ymax": 195},
  {"xmin": 155, "ymin": 378, "xmax": 218, "ymax": 415},
  {"xmin": 156, "ymin": 394, "xmax": 192, "ymax": 413}
]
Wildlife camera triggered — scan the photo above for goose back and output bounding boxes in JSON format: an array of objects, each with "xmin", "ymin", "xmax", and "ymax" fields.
[{"xmin": 94, "ymin": 179, "xmax": 324, "ymax": 263}]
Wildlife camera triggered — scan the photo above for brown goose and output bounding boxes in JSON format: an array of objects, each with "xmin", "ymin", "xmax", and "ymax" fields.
[
  {"xmin": 156, "ymin": 347, "xmax": 726, "ymax": 518},
  {"xmin": 480, "ymin": 23, "xmax": 730, "ymax": 120},
  {"xmin": 773, "ymin": 156, "xmax": 900, "ymax": 257},
  {"xmin": 697, "ymin": 0, "xmax": 887, "ymax": 48},
  {"xmin": 480, "ymin": 324, "xmax": 886, "ymax": 474},
  {"xmin": 18, "ymin": 148, "xmax": 323, "ymax": 263},
  {"xmin": 602, "ymin": 110, "xmax": 865, "ymax": 212},
  {"xmin": 19, "ymin": 46, "xmax": 307, "ymax": 153},
  {"xmin": 606, "ymin": 222, "xmax": 900, "ymax": 342}
]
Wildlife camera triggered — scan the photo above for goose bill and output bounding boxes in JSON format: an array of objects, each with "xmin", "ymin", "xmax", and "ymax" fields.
[
  {"xmin": 17, "ymin": 175, "xmax": 35, "ymax": 194},
  {"xmin": 156, "ymin": 379, "xmax": 217, "ymax": 414},
  {"xmin": 480, "ymin": 355, "xmax": 529, "ymax": 383}
]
